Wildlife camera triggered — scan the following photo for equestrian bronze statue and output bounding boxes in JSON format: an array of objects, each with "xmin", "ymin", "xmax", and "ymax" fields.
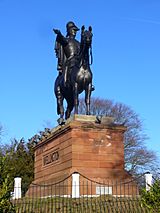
[{"xmin": 53, "ymin": 21, "xmax": 94, "ymax": 124}]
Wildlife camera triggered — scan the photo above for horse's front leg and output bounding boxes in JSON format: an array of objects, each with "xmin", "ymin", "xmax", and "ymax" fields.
[
  {"xmin": 65, "ymin": 96, "xmax": 74, "ymax": 119},
  {"xmin": 85, "ymin": 83, "xmax": 92, "ymax": 115},
  {"xmin": 74, "ymin": 82, "xmax": 79, "ymax": 114}
]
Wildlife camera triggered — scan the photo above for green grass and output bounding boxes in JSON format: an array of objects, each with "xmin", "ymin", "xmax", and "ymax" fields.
[{"xmin": 13, "ymin": 195, "xmax": 149, "ymax": 213}]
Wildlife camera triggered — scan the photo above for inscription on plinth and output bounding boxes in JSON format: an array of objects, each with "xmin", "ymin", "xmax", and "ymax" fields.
[{"xmin": 43, "ymin": 149, "xmax": 59, "ymax": 166}]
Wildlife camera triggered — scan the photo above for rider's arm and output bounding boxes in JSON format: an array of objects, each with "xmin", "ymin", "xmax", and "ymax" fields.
[{"xmin": 53, "ymin": 29, "xmax": 68, "ymax": 46}]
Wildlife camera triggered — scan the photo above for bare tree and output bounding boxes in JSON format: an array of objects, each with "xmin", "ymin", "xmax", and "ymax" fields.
[
  {"xmin": 0, "ymin": 124, "xmax": 3, "ymax": 142},
  {"xmin": 79, "ymin": 97, "xmax": 158, "ymax": 176}
]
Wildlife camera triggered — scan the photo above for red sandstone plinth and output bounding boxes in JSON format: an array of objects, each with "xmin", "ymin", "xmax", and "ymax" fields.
[{"xmin": 33, "ymin": 115, "xmax": 132, "ymax": 184}]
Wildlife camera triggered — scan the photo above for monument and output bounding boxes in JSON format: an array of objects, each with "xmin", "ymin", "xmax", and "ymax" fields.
[{"xmin": 29, "ymin": 22, "xmax": 137, "ymax": 197}]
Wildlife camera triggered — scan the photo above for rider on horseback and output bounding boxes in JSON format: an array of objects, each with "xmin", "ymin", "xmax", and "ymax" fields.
[
  {"xmin": 53, "ymin": 22, "xmax": 95, "ymax": 124},
  {"xmin": 53, "ymin": 21, "xmax": 80, "ymax": 86}
]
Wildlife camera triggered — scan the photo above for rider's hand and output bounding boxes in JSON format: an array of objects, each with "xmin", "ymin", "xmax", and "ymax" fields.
[{"xmin": 53, "ymin": 29, "xmax": 60, "ymax": 34}]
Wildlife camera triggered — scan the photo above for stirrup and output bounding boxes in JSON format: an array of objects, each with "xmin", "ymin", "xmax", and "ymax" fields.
[{"xmin": 91, "ymin": 85, "xmax": 95, "ymax": 91}]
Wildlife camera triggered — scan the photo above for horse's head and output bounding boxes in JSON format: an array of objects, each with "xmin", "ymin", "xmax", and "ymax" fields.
[{"xmin": 81, "ymin": 26, "xmax": 93, "ymax": 47}]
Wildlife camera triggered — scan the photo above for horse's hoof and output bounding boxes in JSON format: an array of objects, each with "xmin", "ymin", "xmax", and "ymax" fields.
[
  {"xmin": 57, "ymin": 118, "xmax": 65, "ymax": 125},
  {"xmin": 95, "ymin": 115, "xmax": 102, "ymax": 124}
]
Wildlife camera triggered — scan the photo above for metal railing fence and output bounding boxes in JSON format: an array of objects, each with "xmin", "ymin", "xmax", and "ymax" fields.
[{"xmin": 12, "ymin": 172, "xmax": 150, "ymax": 213}]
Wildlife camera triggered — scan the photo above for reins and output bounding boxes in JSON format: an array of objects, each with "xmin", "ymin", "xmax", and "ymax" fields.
[{"xmin": 89, "ymin": 45, "xmax": 93, "ymax": 65}]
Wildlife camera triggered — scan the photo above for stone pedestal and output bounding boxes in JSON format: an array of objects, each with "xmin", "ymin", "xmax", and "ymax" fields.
[{"xmin": 34, "ymin": 115, "xmax": 131, "ymax": 184}]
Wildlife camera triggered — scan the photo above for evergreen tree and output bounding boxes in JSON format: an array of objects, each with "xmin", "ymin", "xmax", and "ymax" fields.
[
  {"xmin": 0, "ymin": 154, "xmax": 15, "ymax": 213},
  {"xmin": 0, "ymin": 138, "xmax": 35, "ymax": 196},
  {"xmin": 142, "ymin": 179, "xmax": 160, "ymax": 212}
]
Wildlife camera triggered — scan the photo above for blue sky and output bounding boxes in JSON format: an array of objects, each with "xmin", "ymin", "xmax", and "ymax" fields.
[{"xmin": 0, "ymin": 0, "xmax": 160, "ymax": 158}]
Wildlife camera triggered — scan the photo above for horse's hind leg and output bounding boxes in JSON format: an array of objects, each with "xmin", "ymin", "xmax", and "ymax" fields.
[
  {"xmin": 56, "ymin": 86, "xmax": 65, "ymax": 124},
  {"xmin": 85, "ymin": 83, "xmax": 92, "ymax": 115}
]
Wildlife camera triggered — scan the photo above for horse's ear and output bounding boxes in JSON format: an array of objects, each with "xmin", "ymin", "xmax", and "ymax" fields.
[
  {"xmin": 81, "ymin": 25, "xmax": 85, "ymax": 32},
  {"xmin": 89, "ymin": 26, "xmax": 92, "ymax": 32}
]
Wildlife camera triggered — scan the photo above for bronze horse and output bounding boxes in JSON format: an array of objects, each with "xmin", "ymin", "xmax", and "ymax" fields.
[{"xmin": 54, "ymin": 26, "xmax": 93, "ymax": 124}]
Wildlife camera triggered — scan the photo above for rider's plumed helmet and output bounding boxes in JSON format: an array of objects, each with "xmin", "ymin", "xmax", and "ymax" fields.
[{"xmin": 66, "ymin": 21, "xmax": 79, "ymax": 36}]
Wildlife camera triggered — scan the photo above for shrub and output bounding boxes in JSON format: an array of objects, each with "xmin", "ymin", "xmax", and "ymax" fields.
[
  {"xmin": 141, "ymin": 179, "xmax": 160, "ymax": 212},
  {"xmin": 0, "ymin": 155, "xmax": 15, "ymax": 213}
]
